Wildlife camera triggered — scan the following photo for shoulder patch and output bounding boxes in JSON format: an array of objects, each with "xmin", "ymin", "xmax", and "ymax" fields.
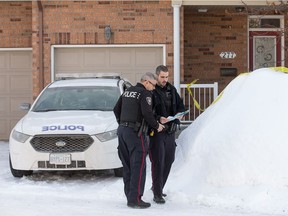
[{"xmin": 146, "ymin": 97, "xmax": 152, "ymax": 105}]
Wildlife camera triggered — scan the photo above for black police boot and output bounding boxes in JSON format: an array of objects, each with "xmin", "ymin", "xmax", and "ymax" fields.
[
  {"xmin": 127, "ymin": 200, "xmax": 151, "ymax": 209},
  {"xmin": 153, "ymin": 195, "xmax": 165, "ymax": 204},
  {"xmin": 151, "ymin": 186, "xmax": 167, "ymax": 197}
]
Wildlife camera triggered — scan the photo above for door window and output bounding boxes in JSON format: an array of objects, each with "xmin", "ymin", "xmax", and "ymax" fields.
[{"xmin": 254, "ymin": 36, "xmax": 276, "ymax": 69}]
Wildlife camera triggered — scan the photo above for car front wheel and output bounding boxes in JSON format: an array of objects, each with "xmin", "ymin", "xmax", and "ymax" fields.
[{"xmin": 9, "ymin": 155, "xmax": 33, "ymax": 178}]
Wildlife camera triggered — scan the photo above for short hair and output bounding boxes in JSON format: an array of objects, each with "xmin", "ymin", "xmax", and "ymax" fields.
[
  {"xmin": 155, "ymin": 65, "xmax": 168, "ymax": 75},
  {"xmin": 140, "ymin": 72, "xmax": 157, "ymax": 82}
]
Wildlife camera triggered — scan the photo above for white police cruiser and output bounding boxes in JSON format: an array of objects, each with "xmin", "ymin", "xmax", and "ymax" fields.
[{"xmin": 9, "ymin": 73, "xmax": 132, "ymax": 177}]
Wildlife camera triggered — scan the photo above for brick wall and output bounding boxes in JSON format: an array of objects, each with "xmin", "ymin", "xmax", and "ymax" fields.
[
  {"xmin": 184, "ymin": 7, "xmax": 247, "ymax": 92},
  {"xmin": 32, "ymin": 1, "xmax": 174, "ymax": 97},
  {"xmin": 0, "ymin": 2, "xmax": 32, "ymax": 47},
  {"xmin": 6, "ymin": 2, "xmax": 287, "ymax": 98}
]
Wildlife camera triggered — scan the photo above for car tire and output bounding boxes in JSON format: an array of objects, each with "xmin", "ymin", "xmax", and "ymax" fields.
[
  {"xmin": 9, "ymin": 155, "xmax": 33, "ymax": 178},
  {"xmin": 113, "ymin": 167, "xmax": 123, "ymax": 177}
]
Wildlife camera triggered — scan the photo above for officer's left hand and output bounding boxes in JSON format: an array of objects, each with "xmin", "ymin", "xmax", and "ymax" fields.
[{"xmin": 157, "ymin": 123, "xmax": 165, "ymax": 132}]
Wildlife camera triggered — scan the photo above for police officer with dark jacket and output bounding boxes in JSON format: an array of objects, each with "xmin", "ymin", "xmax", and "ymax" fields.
[
  {"xmin": 149, "ymin": 65, "xmax": 186, "ymax": 204},
  {"xmin": 113, "ymin": 72, "xmax": 165, "ymax": 209}
]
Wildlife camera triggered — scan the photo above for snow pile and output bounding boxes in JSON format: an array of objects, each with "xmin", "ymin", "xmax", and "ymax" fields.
[{"xmin": 171, "ymin": 68, "xmax": 288, "ymax": 214}]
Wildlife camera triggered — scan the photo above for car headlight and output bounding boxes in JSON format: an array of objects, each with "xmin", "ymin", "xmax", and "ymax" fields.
[
  {"xmin": 95, "ymin": 129, "xmax": 117, "ymax": 142},
  {"xmin": 11, "ymin": 130, "xmax": 30, "ymax": 143}
]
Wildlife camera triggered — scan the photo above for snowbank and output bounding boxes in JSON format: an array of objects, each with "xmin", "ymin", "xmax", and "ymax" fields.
[{"xmin": 171, "ymin": 68, "xmax": 288, "ymax": 215}]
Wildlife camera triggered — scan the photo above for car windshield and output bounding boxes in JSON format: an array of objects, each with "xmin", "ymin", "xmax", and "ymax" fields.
[{"xmin": 32, "ymin": 86, "xmax": 121, "ymax": 112}]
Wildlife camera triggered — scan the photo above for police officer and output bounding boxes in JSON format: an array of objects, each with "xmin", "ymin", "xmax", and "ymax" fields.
[
  {"xmin": 149, "ymin": 65, "xmax": 186, "ymax": 204},
  {"xmin": 113, "ymin": 72, "xmax": 165, "ymax": 209}
]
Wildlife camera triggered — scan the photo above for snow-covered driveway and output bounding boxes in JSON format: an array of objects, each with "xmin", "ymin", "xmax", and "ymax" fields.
[{"xmin": 0, "ymin": 141, "xmax": 266, "ymax": 216}]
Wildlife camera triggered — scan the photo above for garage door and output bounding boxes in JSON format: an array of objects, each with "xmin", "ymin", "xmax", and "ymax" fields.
[
  {"xmin": 0, "ymin": 50, "xmax": 32, "ymax": 140},
  {"xmin": 54, "ymin": 46, "xmax": 163, "ymax": 84}
]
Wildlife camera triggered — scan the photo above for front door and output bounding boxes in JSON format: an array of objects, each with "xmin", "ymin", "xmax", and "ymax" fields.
[{"xmin": 249, "ymin": 31, "xmax": 282, "ymax": 71}]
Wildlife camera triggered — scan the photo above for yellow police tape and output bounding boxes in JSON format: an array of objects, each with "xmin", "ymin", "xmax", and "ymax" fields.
[
  {"xmin": 186, "ymin": 79, "xmax": 205, "ymax": 112},
  {"xmin": 186, "ymin": 67, "xmax": 288, "ymax": 112},
  {"xmin": 271, "ymin": 66, "xmax": 288, "ymax": 73}
]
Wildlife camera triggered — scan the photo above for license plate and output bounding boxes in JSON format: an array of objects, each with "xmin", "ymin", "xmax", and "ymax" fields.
[{"xmin": 49, "ymin": 153, "xmax": 71, "ymax": 165}]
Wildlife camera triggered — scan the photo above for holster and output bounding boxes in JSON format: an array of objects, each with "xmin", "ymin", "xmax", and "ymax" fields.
[{"xmin": 137, "ymin": 119, "xmax": 148, "ymax": 137}]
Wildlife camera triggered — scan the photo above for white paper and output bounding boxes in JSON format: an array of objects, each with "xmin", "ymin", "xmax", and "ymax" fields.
[{"xmin": 167, "ymin": 110, "xmax": 189, "ymax": 122}]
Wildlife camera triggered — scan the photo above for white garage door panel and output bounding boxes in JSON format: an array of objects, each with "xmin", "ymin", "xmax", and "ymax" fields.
[
  {"xmin": 84, "ymin": 49, "xmax": 106, "ymax": 67},
  {"xmin": 0, "ymin": 50, "xmax": 32, "ymax": 140},
  {"xmin": 109, "ymin": 50, "xmax": 132, "ymax": 67},
  {"xmin": 0, "ymin": 119, "xmax": 8, "ymax": 138},
  {"xmin": 10, "ymin": 75, "xmax": 32, "ymax": 93},
  {"xmin": 0, "ymin": 53, "xmax": 7, "ymax": 69},
  {"xmin": 10, "ymin": 52, "xmax": 31, "ymax": 69},
  {"xmin": 56, "ymin": 50, "xmax": 82, "ymax": 68},
  {"xmin": 120, "ymin": 73, "xmax": 134, "ymax": 83},
  {"xmin": 0, "ymin": 76, "xmax": 7, "ymax": 92},
  {"xmin": 135, "ymin": 50, "xmax": 159, "ymax": 66},
  {"xmin": 0, "ymin": 97, "xmax": 8, "ymax": 115},
  {"xmin": 55, "ymin": 46, "xmax": 163, "ymax": 84}
]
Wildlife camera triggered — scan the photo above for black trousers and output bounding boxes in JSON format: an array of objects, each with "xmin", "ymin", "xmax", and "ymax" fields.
[
  {"xmin": 149, "ymin": 132, "xmax": 176, "ymax": 197},
  {"xmin": 117, "ymin": 125, "xmax": 149, "ymax": 204}
]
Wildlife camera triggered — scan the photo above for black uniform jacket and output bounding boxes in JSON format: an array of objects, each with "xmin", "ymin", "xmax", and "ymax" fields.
[
  {"xmin": 152, "ymin": 82, "xmax": 185, "ymax": 124},
  {"xmin": 113, "ymin": 83, "xmax": 159, "ymax": 130}
]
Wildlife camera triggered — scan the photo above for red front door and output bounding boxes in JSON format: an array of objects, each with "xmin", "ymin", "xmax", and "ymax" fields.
[{"xmin": 249, "ymin": 31, "xmax": 282, "ymax": 71}]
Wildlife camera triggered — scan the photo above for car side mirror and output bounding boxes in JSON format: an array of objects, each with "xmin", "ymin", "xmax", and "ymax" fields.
[{"xmin": 20, "ymin": 103, "xmax": 31, "ymax": 111}]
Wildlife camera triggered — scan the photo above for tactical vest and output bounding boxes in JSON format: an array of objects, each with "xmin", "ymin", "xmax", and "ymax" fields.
[{"xmin": 120, "ymin": 85, "xmax": 144, "ymax": 124}]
